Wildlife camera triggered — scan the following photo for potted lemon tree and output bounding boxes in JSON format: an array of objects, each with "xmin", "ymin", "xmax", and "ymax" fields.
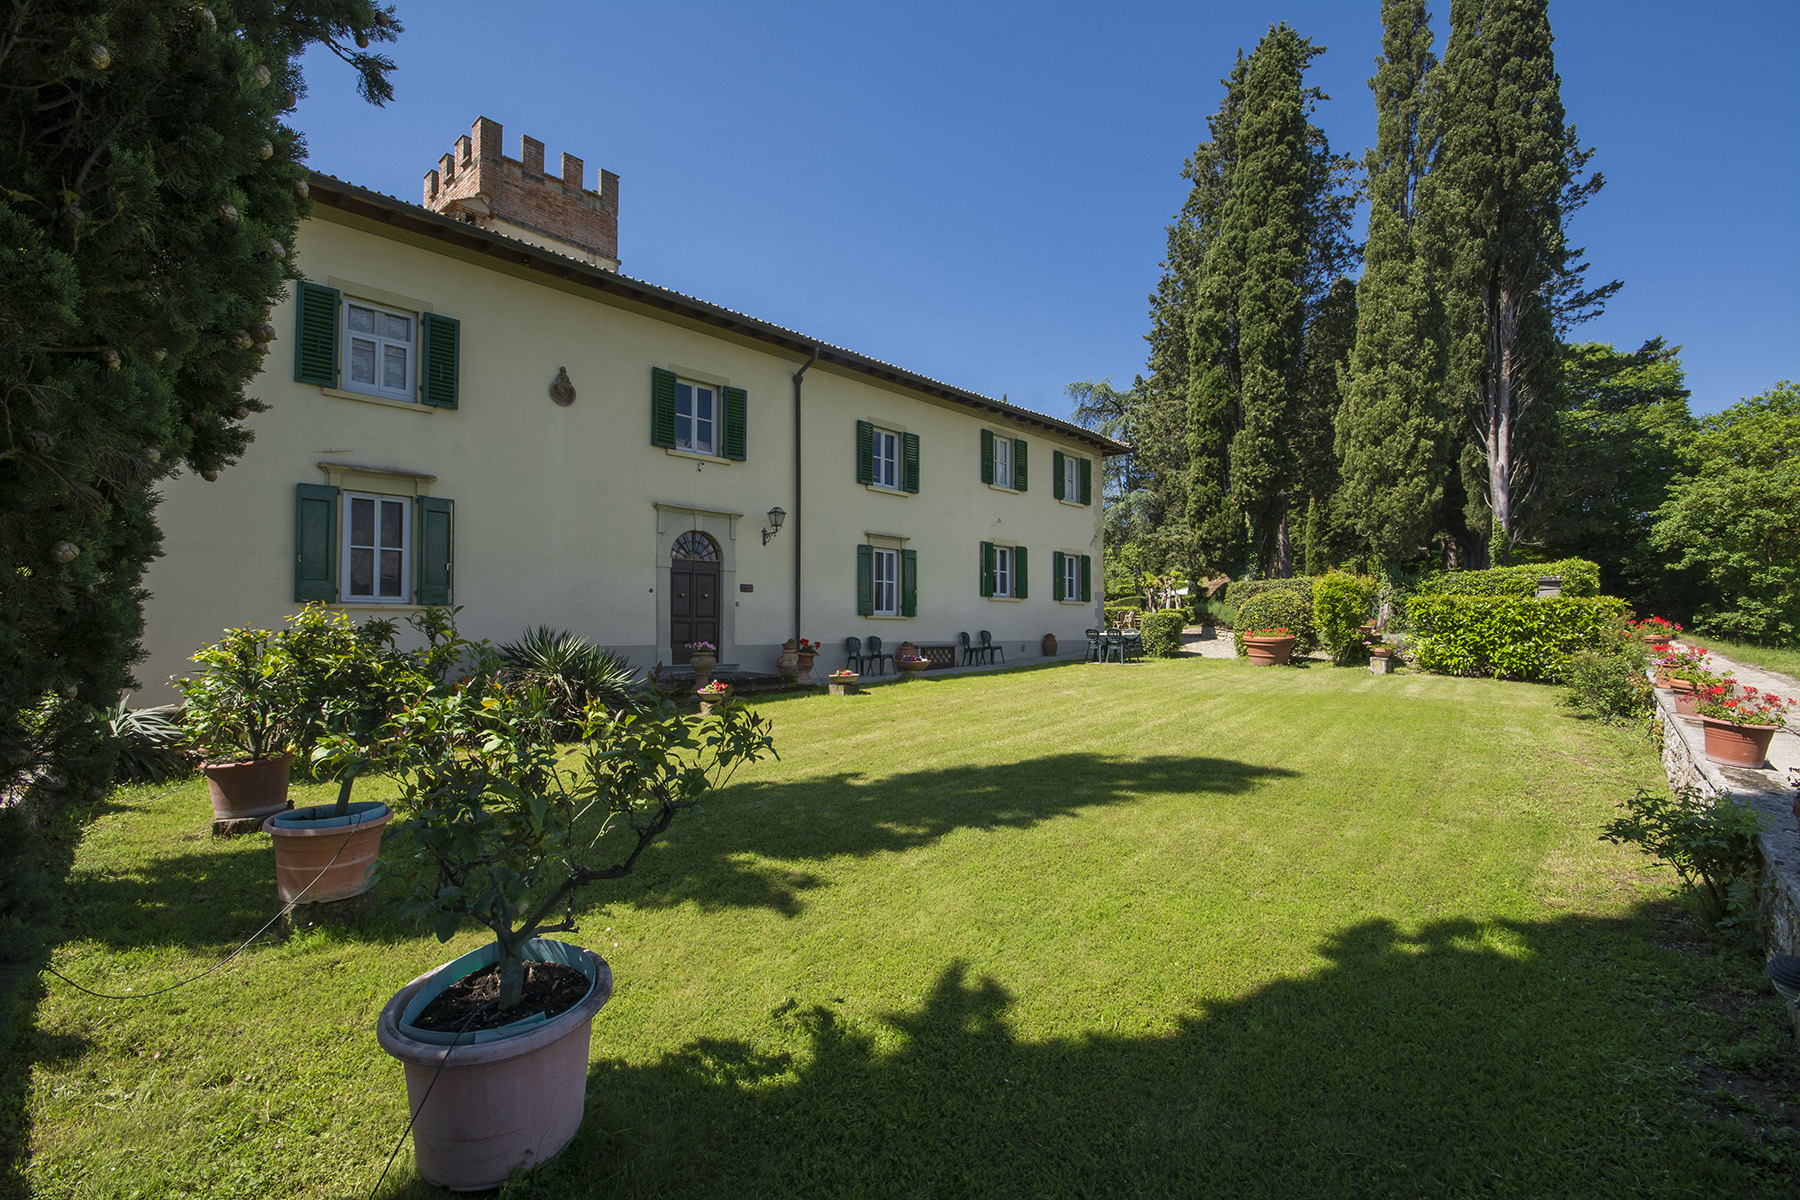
[
  {"xmin": 370, "ymin": 687, "xmax": 776, "ymax": 1190},
  {"xmin": 178, "ymin": 626, "xmax": 305, "ymax": 830}
]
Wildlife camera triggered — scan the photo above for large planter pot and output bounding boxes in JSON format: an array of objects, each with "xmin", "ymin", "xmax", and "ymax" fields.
[
  {"xmin": 795, "ymin": 651, "xmax": 817, "ymax": 686},
  {"xmin": 828, "ymin": 674, "xmax": 859, "ymax": 696},
  {"xmin": 687, "ymin": 653, "xmax": 717, "ymax": 690},
  {"xmin": 376, "ymin": 939, "xmax": 613, "ymax": 1192},
  {"xmin": 1642, "ymin": 633, "xmax": 1673, "ymax": 649},
  {"xmin": 897, "ymin": 660, "xmax": 928, "ymax": 681},
  {"xmin": 1042, "ymin": 634, "xmax": 1058, "ymax": 657},
  {"xmin": 200, "ymin": 753, "xmax": 294, "ymax": 822},
  {"xmin": 776, "ymin": 646, "xmax": 800, "ymax": 683},
  {"xmin": 1243, "ymin": 635, "xmax": 1295, "ymax": 667},
  {"xmin": 263, "ymin": 801, "xmax": 392, "ymax": 905},
  {"xmin": 698, "ymin": 686, "xmax": 732, "ymax": 715},
  {"xmin": 1700, "ymin": 717, "xmax": 1779, "ymax": 768}
]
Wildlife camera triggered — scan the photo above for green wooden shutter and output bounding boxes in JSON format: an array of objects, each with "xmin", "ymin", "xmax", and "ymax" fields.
[
  {"xmin": 1052, "ymin": 550, "xmax": 1066, "ymax": 600},
  {"xmin": 651, "ymin": 368, "xmax": 677, "ymax": 448},
  {"xmin": 1013, "ymin": 439, "xmax": 1028, "ymax": 491},
  {"xmin": 723, "ymin": 386, "xmax": 748, "ymax": 461},
  {"xmin": 980, "ymin": 429, "xmax": 995, "ymax": 485},
  {"xmin": 418, "ymin": 312, "xmax": 460, "ymax": 408},
  {"xmin": 903, "ymin": 432, "xmax": 920, "ymax": 494},
  {"xmin": 1052, "ymin": 450, "xmax": 1065, "ymax": 500},
  {"xmin": 901, "ymin": 549, "xmax": 917, "ymax": 617},
  {"xmin": 1079, "ymin": 457, "xmax": 1093, "ymax": 505},
  {"xmin": 294, "ymin": 482, "xmax": 338, "ymax": 601},
  {"xmin": 293, "ymin": 281, "xmax": 339, "ymax": 387},
  {"xmin": 856, "ymin": 419, "xmax": 875, "ymax": 485},
  {"xmin": 1014, "ymin": 545, "xmax": 1028, "ymax": 598},
  {"xmin": 856, "ymin": 544, "xmax": 875, "ymax": 616},
  {"xmin": 416, "ymin": 496, "xmax": 454, "ymax": 605},
  {"xmin": 1080, "ymin": 555, "xmax": 1092, "ymax": 602},
  {"xmin": 980, "ymin": 541, "xmax": 995, "ymax": 597}
]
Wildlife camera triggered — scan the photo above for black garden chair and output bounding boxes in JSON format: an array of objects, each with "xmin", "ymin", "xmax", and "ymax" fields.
[
  {"xmin": 843, "ymin": 636, "xmax": 867, "ymax": 674},
  {"xmin": 959, "ymin": 631, "xmax": 990, "ymax": 666},
  {"xmin": 863, "ymin": 635, "xmax": 895, "ymax": 675},
  {"xmin": 978, "ymin": 631, "xmax": 1006, "ymax": 664}
]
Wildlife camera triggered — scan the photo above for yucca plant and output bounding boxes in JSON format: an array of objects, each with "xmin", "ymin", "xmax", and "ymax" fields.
[
  {"xmin": 498, "ymin": 627, "xmax": 642, "ymax": 732},
  {"xmin": 107, "ymin": 696, "xmax": 190, "ymax": 784}
]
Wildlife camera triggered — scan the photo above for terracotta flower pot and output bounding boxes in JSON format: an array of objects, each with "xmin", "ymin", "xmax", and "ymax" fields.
[
  {"xmin": 776, "ymin": 646, "xmax": 799, "ymax": 682},
  {"xmin": 1042, "ymin": 634, "xmax": 1058, "ymax": 656},
  {"xmin": 262, "ymin": 801, "xmax": 392, "ymax": 905},
  {"xmin": 1651, "ymin": 672, "xmax": 1674, "ymax": 690},
  {"xmin": 795, "ymin": 651, "xmax": 817, "ymax": 685},
  {"xmin": 1700, "ymin": 717, "xmax": 1778, "ymax": 768},
  {"xmin": 1643, "ymin": 633, "xmax": 1673, "ymax": 648},
  {"xmin": 1243, "ymin": 635, "xmax": 1295, "ymax": 667},
  {"xmin": 1370, "ymin": 645, "xmax": 1393, "ymax": 659},
  {"xmin": 828, "ymin": 674, "xmax": 859, "ymax": 696},
  {"xmin": 1669, "ymin": 678, "xmax": 1703, "ymax": 716},
  {"xmin": 897, "ymin": 660, "xmax": 928, "ymax": 680},
  {"xmin": 376, "ymin": 940, "xmax": 613, "ymax": 1192},
  {"xmin": 698, "ymin": 686, "xmax": 732, "ymax": 715},
  {"xmin": 200, "ymin": 753, "xmax": 294, "ymax": 821}
]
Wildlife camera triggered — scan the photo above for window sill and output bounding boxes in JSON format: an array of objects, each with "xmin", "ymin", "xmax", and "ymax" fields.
[
  {"xmin": 987, "ymin": 483, "xmax": 1020, "ymax": 495},
  {"xmin": 865, "ymin": 484, "xmax": 913, "ymax": 497},
  {"xmin": 866, "ymin": 613, "xmax": 911, "ymax": 620},
  {"xmin": 1057, "ymin": 598, "xmax": 1091, "ymax": 605},
  {"xmin": 985, "ymin": 595, "xmax": 1022, "ymax": 603},
  {"xmin": 665, "ymin": 447, "xmax": 730, "ymax": 465},
  {"xmin": 1058, "ymin": 497, "xmax": 1089, "ymax": 508},
  {"xmin": 331, "ymin": 602, "xmax": 431, "ymax": 612},
  {"xmin": 322, "ymin": 387, "xmax": 434, "ymax": 414}
]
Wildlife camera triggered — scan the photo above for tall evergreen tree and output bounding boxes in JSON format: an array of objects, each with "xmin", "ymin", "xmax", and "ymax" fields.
[
  {"xmin": 1, "ymin": 2, "xmax": 399, "ymax": 811},
  {"xmin": 1292, "ymin": 276, "xmax": 1358, "ymax": 568},
  {"xmin": 1194, "ymin": 23, "xmax": 1350, "ymax": 577},
  {"xmin": 1334, "ymin": 0, "xmax": 1450, "ymax": 568},
  {"xmin": 1418, "ymin": 0, "xmax": 1618, "ymax": 564}
]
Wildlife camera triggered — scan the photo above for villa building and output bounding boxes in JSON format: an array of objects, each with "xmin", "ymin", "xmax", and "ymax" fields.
[{"xmin": 136, "ymin": 117, "xmax": 1125, "ymax": 701}]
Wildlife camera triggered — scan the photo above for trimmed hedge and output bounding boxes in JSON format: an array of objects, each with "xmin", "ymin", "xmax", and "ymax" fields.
[
  {"xmin": 1408, "ymin": 594, "xmax": 1628, "ymax": 680},
  {"xmin": 1220, "ymin": 576, "xmax": 1316, "ymax": 609},
  {"xmin": 1232, "ymin": 591, "xmax": 1314, "ymax": 659},
  {"xmin": 1139, "ymin": 610, "xmax": 1186, "ymax": 658},
  {"xmin": 1313, "ymin": 571, "xmax": 1378, "ymax": 665},
  {"xmin": 1415, "ymin": 558, "xmax": 1600, "ymax": 600}
]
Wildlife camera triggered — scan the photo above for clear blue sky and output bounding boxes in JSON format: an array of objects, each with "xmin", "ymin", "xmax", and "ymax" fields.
[{"xmin": 293, "ymin": 1, "xmax": 1798, "ymax": 421}]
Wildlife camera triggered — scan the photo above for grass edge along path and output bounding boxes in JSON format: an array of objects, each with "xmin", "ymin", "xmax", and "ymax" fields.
[{"xmin": 17, "ymin": 658, "xmax": 1800, "ymax": 1198}]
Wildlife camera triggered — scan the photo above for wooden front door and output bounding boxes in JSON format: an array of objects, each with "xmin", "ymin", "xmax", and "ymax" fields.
[{"xmin": 669, "ymin": 532, "xmax": 721, "ymax": 664}]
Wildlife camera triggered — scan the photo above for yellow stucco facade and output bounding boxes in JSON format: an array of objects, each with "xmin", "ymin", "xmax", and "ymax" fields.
[{"xmin": 137, "ymin": 183, "xmax": 1119, "ymax": 701}]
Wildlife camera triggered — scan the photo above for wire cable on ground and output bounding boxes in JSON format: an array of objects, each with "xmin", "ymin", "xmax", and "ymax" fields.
[
  {"xmin": 42, "ymin": 813, "xmax": 368, "ymax": 1002},
  {"xmin": 369, "ymin": 1004, "xmax": 483, "ymax": 1199}
]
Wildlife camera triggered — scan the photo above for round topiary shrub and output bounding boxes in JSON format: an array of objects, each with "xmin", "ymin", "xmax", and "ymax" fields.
[
  {"xmin": 1138, "ymin": 610, "xmax": 1186, "ymax": 657},
  {"xmin": 1313, "ymin": 571, "xmax": 1378, "ymax": 665},
  {"xmin": 1232, "ymin": 591, "xmax": 1312, "ymax": 659}
]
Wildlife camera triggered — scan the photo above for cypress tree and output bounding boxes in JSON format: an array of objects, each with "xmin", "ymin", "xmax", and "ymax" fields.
[
  {"xmin": 1293, "ymin": 276, "xmax": 1358, "ymax": 567},
  {"xmin": 1418, "ymin": 0, "xmax": 1617, "ymax": 563},
  {"xmin": 1334, "ymin": 0, "xmax": 1450, "ymax": 568},
  {"xmin": 0, "ymin": 2, "xmax": 399, "ymax": 811}
]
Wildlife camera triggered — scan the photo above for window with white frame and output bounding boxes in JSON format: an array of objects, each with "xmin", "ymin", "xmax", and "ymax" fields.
[
  {"xmin": 872, "ymin": 428, "xmax": 899, "ymax": 489},
  {"xmin": 675, "ymin": 379, "xmax": 717, "ymax": 455},
  {"xmin": 342, "ymin": 491, "xmax": 411, "ymax": 602},
  {"xmin": 993, "ymin": 436, "xmax": 1014, "ymax": 489},
  {"xmin": 1063, "ymin": 455, "xmax": 1080, "ymax": 502},
  {"xmin": 1063, "ymin": 553, "xmax": 1080, "ymax": 601},
  {"xmin": 993, "ymin": 545, "xmax": 1014, "ymax": 597},
  {"xmin": 872, "ymin": 547, "xmax": 899, "ymax": 615},
  {"xmin": 344, "ymin": 301, "xmax": 416, "ymax": 401}
]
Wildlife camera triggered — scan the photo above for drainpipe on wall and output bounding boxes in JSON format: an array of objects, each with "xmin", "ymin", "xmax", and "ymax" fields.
[{"xmin": 792, "ymin": 347, "xmax": 819, "ymax": 642}]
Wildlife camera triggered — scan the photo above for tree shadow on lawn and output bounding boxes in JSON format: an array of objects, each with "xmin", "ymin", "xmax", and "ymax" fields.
[
  {"xmin": 609, "ymin": 752, "xmax": 1300, "ymax": 918},
  {"xmin": 383, "ymin": 906, "xmax": 1800, "ymax": 1200}
]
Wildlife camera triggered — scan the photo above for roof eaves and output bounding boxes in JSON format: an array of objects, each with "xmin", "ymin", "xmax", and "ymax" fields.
[{"xmin": 305, "ymin": 172, "xmax": 1131, "ymax": 457}]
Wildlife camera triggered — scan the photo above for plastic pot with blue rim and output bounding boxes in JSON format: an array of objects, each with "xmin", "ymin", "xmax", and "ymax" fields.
[
  {"xmin": 261, "ymin": 798, "xmax": 392, "ymax": 905},
  {"xmin": 376, "ymin": 938, "xmax": 613, "ymax": 1192}
]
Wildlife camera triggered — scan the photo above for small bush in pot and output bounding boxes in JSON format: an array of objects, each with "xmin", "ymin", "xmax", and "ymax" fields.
[
  {"xmin": 1232, "ymin": 591, "xmax": 1311, "ymax": 658},
  {"xmin": 177, "ymin": 626, "xmax": 305, "ymax": 821}
]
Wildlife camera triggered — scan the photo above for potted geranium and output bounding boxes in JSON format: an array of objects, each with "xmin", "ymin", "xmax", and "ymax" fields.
[
  {"xmin": 697, "ymin": 678, "xmax": 733, "ymax": 714},
  {"xmin": 373, "ymin": 689, "xmax": 776, "ymax": 1190},
  {"xmin": 177, "ymin": 625, "xmax": 304, "ymax": 829},
  {"xmin": 685, "ymin": 640, "xmax": 718, "ymax": 689},
  {"xmin": 794, "ymin": 637, "xmax": 821, "ymax": 684},
  {"xmin": 1241, "ymin": 626, "xmax": 1296, "ymax": 667},
  {"xmin": 827, "ymin": 669, "xmax": 860, "ymax": 696},
  {"xmin": 1695, "ymin": 683, "xmax": 1795, "ymax": 768},
  {"xmin": 1652, "ymin": 646, "xmax": 1718, "ymax": 716},
  {"xmin": 1630, "ymin": 616, "xmax": 1681, "ymax": 648}
]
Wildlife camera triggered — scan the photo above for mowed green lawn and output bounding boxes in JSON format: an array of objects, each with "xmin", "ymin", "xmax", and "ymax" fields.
[{"xmin": 18, "ymin": 658, "xmax": 1799, "ymax": 1198}]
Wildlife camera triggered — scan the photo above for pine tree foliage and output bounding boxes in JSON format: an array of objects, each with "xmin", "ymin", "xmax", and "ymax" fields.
[
  {"xmin": 1335, "ymin": 0, "xmax": 1451, "ymax": 567},
  {"xmin": 1419, "ymin": 0, "xmax": 1619, "ymax": 563},
  {"xmin": 0, "ymin": 1, "xmax": 400, "ymax": 810}
]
